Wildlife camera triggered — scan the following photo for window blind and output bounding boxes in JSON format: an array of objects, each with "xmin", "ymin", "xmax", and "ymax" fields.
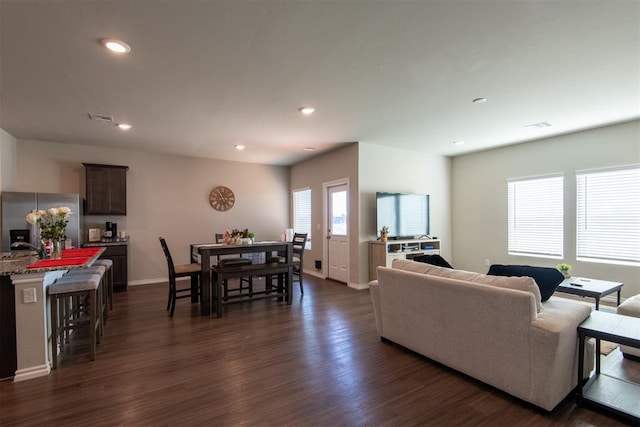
[
  {"xmin": 576, "ymin": 165, "xmax": 640, "ymax": 266},
  {"xmin": 293, "ymin": 188, "xmax": 312, "ymax": 249},
  {"xmin": 508, "ymin": 174, "xmax": 563, "ymax": 258}
]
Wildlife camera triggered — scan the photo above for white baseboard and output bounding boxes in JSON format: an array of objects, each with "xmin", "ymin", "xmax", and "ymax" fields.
[
  {"xmin": 348, "ymin": 282, "xmax": 369, "ymax": 290},
  {"xmin": 129, "ymin": 278, "xmax": 166, "ymax": 287},
  {"xmin": 130, "ymin": 272, "xmax": 372, "ymax": 291},
  {"xmin": 304, "ymin": 270, "xmax": 324, "ymax": 279},
  {"xmin": 14, "ymin": 364, "xmax": 50, "ymax": 382}
]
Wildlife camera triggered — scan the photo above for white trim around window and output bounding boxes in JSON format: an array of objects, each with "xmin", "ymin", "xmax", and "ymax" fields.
[
  {"xmin": 576, "ymin": 165, "xmax": 640, "ymax": 266},
  {"xmin": 293, "ymin": 187, "xmax": 312, "ymax": 249},
  {"xmin": 507, "ymin": 173, "xmax": 564, "ymax": 259}
]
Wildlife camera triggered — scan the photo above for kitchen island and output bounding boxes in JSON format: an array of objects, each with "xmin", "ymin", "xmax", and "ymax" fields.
[{"xmin": 0, "ymin": 248, "xmax": 105, "ymax": 381}]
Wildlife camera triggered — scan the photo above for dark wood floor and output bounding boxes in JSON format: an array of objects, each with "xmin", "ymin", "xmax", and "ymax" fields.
[{"xmin": 0, "ymin": 275, "xmax": 635, "ymax": 426}]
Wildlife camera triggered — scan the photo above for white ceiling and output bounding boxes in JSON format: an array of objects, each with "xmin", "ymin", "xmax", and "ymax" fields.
[{"xmin": 1, "ymin": 1, "xmax": 638, "ymax": 166}]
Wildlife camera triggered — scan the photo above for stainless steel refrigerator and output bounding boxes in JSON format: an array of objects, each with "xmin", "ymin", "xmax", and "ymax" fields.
[{"xmin": 1, "ymin": 192, "xmax": 83, "ymax": 252}]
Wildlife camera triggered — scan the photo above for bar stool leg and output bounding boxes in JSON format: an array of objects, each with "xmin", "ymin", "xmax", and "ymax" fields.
[
  {"xmin": 51, "ymin": 294, "xmax": 59, "ymax": 369},
  {"xmin": 89, "ymin": 290, "xmax": 97, "ymax": 360}
]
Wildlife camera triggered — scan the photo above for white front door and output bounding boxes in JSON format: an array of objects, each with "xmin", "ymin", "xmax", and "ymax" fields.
[{"xmin": 327, "ymin": 182, "xmax": 349, "ymax": 283}]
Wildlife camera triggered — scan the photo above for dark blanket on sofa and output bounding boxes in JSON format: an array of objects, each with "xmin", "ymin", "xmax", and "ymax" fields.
[
  {"xmin": 487, "ymin": 264, "xmax": 564, "ymax": 301},
  {"xmin": 412, "ymin": 254, "xmax": 454, "ymax": 269}
]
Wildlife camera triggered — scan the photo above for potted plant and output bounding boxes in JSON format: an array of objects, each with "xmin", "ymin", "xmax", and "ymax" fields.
[
  {"xmin": 557, "ymin": 263, "xmax": 572, "ymax": 278},
  {"xmin": 247, "ymin": 231, "xmax": 256, "ymax": 244}
]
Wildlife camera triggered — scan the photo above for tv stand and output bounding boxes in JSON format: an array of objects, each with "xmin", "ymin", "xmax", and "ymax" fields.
[{"xmin": 369, "ymin": 238, "xmax": 441, "ymax": 280}]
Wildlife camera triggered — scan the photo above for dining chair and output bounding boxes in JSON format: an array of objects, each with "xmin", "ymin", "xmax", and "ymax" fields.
[
  {"xmin": 159, "ymin": 237, "xmax": 201, "ymax": 316},
  {"xmin": 267, "ymin": 232, "xmax": 307, "ymax": 295}
]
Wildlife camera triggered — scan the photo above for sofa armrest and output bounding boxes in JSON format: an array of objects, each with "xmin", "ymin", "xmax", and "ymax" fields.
[
  {"xmin": 529, "ymin": 297, "xmax": 593, "ymax": 410},
  {"xmin": 369, "ymin": 280, "xmax": 382, "ymax": 335}
]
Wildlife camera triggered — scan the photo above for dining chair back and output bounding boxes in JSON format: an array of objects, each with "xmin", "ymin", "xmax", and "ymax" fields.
[
  {"xmin": 291, "ymin": 233, "xmax": 307, "ymax": 294},
  {"xmin": 159, "ymin": 237, "xmax": 201, "ymax": 316}
]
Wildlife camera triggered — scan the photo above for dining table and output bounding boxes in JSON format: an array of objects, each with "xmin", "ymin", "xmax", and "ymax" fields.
[{"xmin": 191, "ymin": 241, "xmax": 293, "ymax": 316}]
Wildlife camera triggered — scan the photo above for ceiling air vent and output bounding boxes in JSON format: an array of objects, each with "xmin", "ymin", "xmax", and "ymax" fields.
[
  {"xmin": 525, "ymin": 121, "xmax": 552, "ymax": 128},
  {"xmin": 88, "ymin": 113, "xmax": 114, "ymax": 122}
]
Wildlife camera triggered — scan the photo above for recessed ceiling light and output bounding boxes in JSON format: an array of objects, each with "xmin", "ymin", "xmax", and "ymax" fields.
[
  {"xmin": 304, "ymin": 146, "xmax": 317, "ymax": 151},
  {"xmin": 234, "ymin": 144, "xmax": 246, "ymax": 150},
  {"xmin": 101, "ymin": 38, "xmax": 131, "ymax": 54},
  {"xmin": 472, "ymin": 98, "xmax": 487, "ymax": 104},
  {"xmin": 299, "ymin": 106, "xmax": 315, "ymax": 115},
  {"xmin": 453, "ymin": 140, "xmax": 465, "ymax": 146},
  {"xmin": 117, "ymin": 123, "xmax": 132, "ymax": 130}
]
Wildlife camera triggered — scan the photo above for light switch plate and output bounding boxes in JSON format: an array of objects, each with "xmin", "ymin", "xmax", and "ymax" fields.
[{"xmin": 23, "ymin": 288, "xmax": 37, "ymax": 304}]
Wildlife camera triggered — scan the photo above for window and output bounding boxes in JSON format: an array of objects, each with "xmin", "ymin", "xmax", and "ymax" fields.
[
  {"xmin": 508, "ymin": 174, "xmax": 563, "ymax": 258},
  {"xmin": 293, "ymin": 188, "xmax": 311, "ymax": 249},
  {"xmin": 576, "ymin": 165, "xmax": 640, "ymax": 266}
]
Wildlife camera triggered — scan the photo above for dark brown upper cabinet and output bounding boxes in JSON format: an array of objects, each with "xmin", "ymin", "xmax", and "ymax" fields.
[{"xmin": 83, "ymin": 163, "xmax": 129, "ymax": 215}]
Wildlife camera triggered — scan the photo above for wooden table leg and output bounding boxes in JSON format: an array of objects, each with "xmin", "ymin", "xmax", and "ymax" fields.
[{"xmin": 200, "ymin": 252, "xmax": 211, "ymax": 316}]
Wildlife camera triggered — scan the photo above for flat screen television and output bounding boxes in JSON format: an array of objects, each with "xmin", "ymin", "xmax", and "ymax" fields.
[{"xmin": 376, "ymin": 192, "xmax": 430, "ymax": 239}]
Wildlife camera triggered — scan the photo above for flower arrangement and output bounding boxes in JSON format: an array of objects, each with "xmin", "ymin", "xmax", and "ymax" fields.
[
  {"xmin": 26, "ymin": 207, "xmax": 72, "ymax": 241},
  {"xmin": 223, "ymin": 228, "xmax": 255, "ymax": 244}
]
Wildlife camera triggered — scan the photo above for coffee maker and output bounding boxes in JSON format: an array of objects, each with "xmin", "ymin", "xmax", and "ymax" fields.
[{"xmin": 105, "ymin": 221, "xmax": 117, "ymax": 239}]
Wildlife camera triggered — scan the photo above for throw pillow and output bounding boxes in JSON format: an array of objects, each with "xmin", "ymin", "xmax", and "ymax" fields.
[
  {"xmin": 487, "ymin": 264, "xmax": 564, "ymax": 302},
  {"xmin": 412, "ymin": 254, "xmax": 454, "ymax": 269}
]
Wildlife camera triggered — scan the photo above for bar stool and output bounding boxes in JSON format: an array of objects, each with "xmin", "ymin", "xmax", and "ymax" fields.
[
  {"xmin": 48, "ymin": 274, "xmax": 102, "ymax": 369},
  {"xmin": 54, "ymin": 272, "xmax": 105, "ymax": 337},
  {"xmin": 92, "ymin": 259, "xmax": 113, "ymax": 310},
  {"xmin": 66, "ymin": 265, "xmax": 108, "ymax": 325}
]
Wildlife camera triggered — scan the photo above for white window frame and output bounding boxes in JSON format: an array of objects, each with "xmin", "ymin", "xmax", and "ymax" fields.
[
  {"xmin": 576, "ymin": 165, "xmax": 640, "ymax": 266},
  {"xmin": 293, "ymin": 188, "xmax": 312, "ymax": 249},
  {"xmin": 507, "ymin": 174, "xmax": 564, "ymax": 259}
]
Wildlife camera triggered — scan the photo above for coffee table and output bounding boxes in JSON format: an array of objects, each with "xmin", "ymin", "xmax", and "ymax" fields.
[
  {"xmin": 577, "ymin": 311, "xmax": 640, "ymax": 423},
  {"xmin": 556, "ymin": 277, "xmax": 623, "ymax": 310}
]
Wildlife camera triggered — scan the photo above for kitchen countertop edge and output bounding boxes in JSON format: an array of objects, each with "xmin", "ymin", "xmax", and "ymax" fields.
[
  {"xmin": 83, "ymin": 240, "xmax": 129, "ymax": 247},
  {"xmin": 1, "ymin": 248, "xmax": 106, "ymax": 276}
]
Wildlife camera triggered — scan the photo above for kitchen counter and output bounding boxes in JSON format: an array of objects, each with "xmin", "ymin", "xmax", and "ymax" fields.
[
  {"xmin": 1, "ymin": 247, "xmax": 105, "ymax": 275},
  {"xmin": 0, "ymin": 253, "xmax": 39, "ymax": 275},
  {"xmin": 82, "ymin": 241, "xmax": 129, "ymax": 291},
  {"xmin": 83, "ymin": 237, "xmax": 129, "ymax": 247},
  {"xmin": 2, "ymin": 247, "xmax": 105, "ymax": 381}
]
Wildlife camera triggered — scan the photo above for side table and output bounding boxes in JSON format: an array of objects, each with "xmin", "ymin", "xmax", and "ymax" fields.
[
  {"xmin": 556, "ymin": 277, "xmax": 623, "ymax": 310},
  {"xmin": 577, "ymin": 311, "xmax": 640, "ymax": 423}
]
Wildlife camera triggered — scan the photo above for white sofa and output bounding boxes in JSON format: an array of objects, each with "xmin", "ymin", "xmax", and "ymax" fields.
[
  {"xmin": 369, "ymin": 259, "xmax": 593, "ymax": 411},
  {"xmin": 617, "ymin": 294, "xmax": 640, "ymax": 359}
]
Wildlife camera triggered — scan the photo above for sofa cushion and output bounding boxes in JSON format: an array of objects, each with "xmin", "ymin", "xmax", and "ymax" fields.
[
  {"xmin": 392, "ymin": 259, "xmax": 542, "ymax": 312},
  {"xmin": 412, "ymin": 254, "xmax": 454, "ymax": 269},
  {"xmin": 487, "ymin": 265, "xmax": 564, "ymax": 302}
]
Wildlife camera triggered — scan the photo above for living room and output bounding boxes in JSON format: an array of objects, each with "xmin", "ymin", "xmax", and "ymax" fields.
[{"xmin": 1, "ymin": 0, "xmax": 639, "ymax": 424}]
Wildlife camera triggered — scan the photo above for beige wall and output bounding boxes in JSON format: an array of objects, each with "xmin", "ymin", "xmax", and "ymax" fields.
[
  {"xmin": 0, "ymin": 129, "xmax": 17, "ymax": 192},
  {"xmin": 0, "ymin": 129, "xmax": 18, "ymax": 238},
  {"xmin": 290, "ymin": 143, "xmax": 359, "ymax": 284},
  {"xmin": 11, "ymin": 138, "xmax": 289, "ymax": 284},
  {"xmin": 290, "ymin": 142, "xmax": 452, "ymax": 287},
  {"xmin": 452, "ymin": 120, "xmax": 640, "ymax": 298},
  {"xmin": 359, "ymin": 143, "xmax": 452, "ymax": 283}
]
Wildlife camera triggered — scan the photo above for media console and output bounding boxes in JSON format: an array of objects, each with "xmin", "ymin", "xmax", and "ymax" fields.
[{"xmin": 369, "ymin": 238, "xmax": 441, "ymax": 280}]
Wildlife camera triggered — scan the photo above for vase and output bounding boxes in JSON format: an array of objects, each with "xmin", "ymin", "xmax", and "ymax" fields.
[{"xmin": 50, "ymin": 239, "xmax": 62, "ymax": 259}]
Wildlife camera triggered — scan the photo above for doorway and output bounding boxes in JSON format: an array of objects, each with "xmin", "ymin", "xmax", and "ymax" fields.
[{"xmin": 325, "ymin": 180, "xmax": 349, "ymax": 283}]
